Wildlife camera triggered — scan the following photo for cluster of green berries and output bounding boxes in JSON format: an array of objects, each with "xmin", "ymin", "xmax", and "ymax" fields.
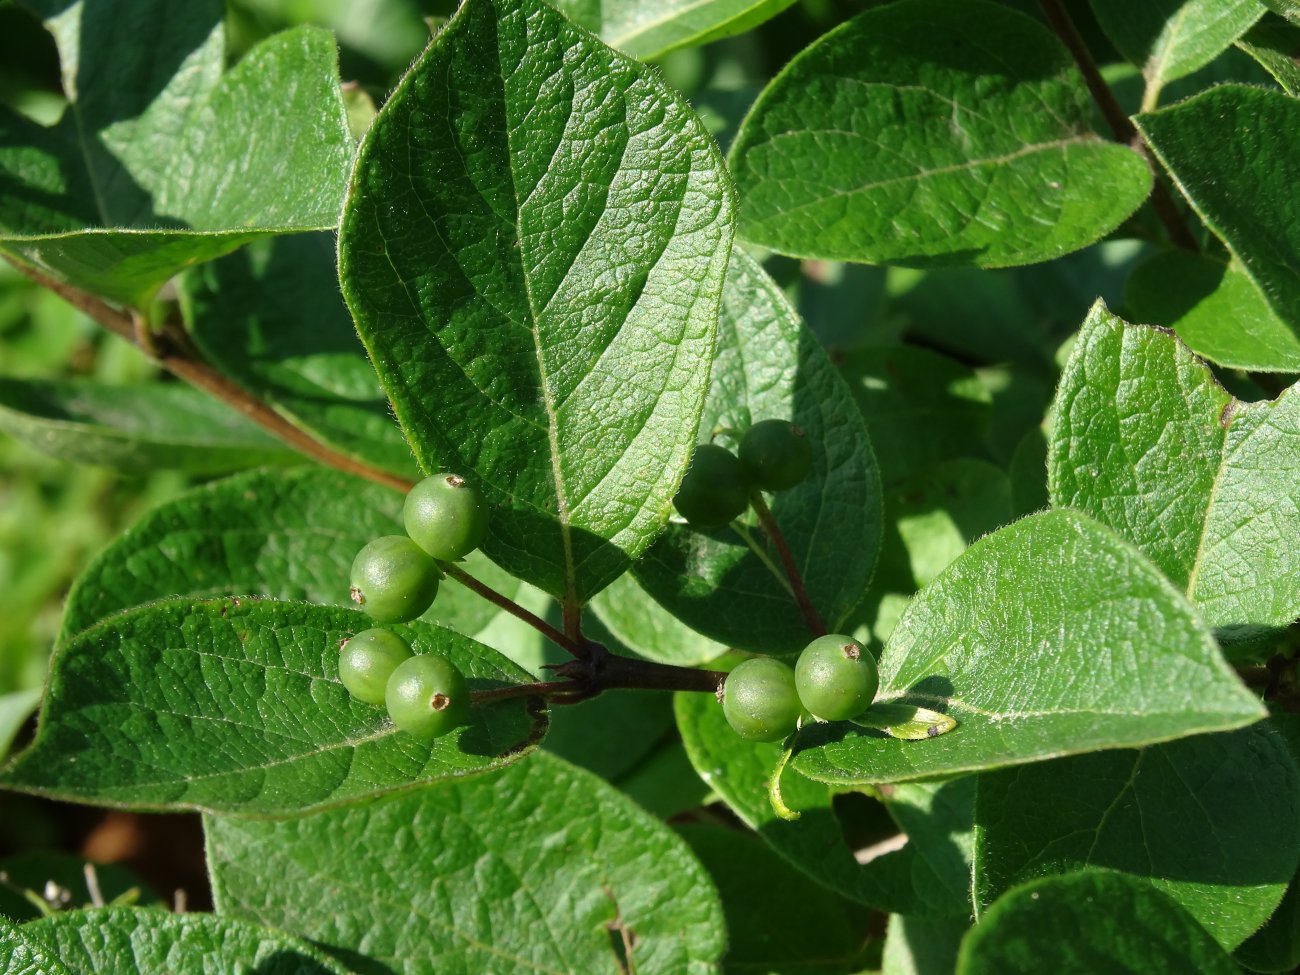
[
  {"xmin": 722, "ymin": 634, "xmax": 879, "ymax": 742},
  {"xmin": 341, "ymin": 473, "xmax": 490, "ymax": 739},
  {"xmin": 674, "ymin": 419, "xmax": 813, "ymax": 527}
]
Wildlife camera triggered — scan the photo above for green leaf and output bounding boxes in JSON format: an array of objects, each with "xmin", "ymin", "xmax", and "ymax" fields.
[
  {"xmin": 0, "ymin": 6, "xmax": 353, "ymax": 305},
  {"xmin": 1048, "ymin": 303, "xmax": 1300, "ymax": 642},
  {"xmin": 0, "ymin": 599, "xmax": 545, "ymax": 815},
  {"xmin": 729, "ymin": 0, "xmax": 1151, "ymax": 268},
  {"xmin": 57, "ymin": 468, "xmax": 403, "ymax": 642},
  {"xmin": 852, "ymin": 703, "xmax": 958, "ymax": 741},
  {"xmin": 1137, "ymin": 86, "xmax": 1300, "ymax": 358},
  {"xmin": 840, "ymin": 346, "xmax": 992, "ymax": 488},
  {"xmin": 1236, "ymin": 869, "xmax": 1300, "ymax": 972},
  {"xmin": 1237, "ymin": 18, "xmax": 1300, "ymax": 94},
  {"xmin": 0, "ymin": 916, "xmax": 71, "ymax": 975},
  {"xmin": 338, "ymin": 0, "xmax": 734, "ymax": 605},
  {"xmin": 791, "ymin": 509, "xmax": 1264, "ymax": 788},
  {"xmin": 1090, "ymin": 0, "xmax": 1266, "ymax": 91},
  {"xmin": 632, "ymin": 251, "xmax": 881, "ymax": 655},
  {"xmin": 974, "ymin": 723, "xmax": 1300, "ymax": 950},
  {"xmin": 675, "ymin": 689, "xmax": 971, "ymax": 917},
  {"xmin": 20, "ymin": 907, "xmax": 346, "ymax": 974},
  {"xmin": 0, "ymin": 377, "xmax": 297, "ymax": 474},
  {"xmin": 0, "ymin": 687, "xmax": 41, "ymax": 761},
  {"xmin": 0, "ymin": 852, "xmax": 161, "ymax": 921},
  {"xmin": 543, "ymin": 688, "xmax": 674, "ymax": 781},
  {"xmin": 1125, "ymin": 250, "xmax": 1300, "ymax": 372},
  {"xmin": 676, "ymin": 823, "xmax": 875, "ymax": 975},
  {"xmin": 1261, "ymin": 0, "xmax": 1300, "ymax": 25},
  {"xmin": 958, "ymin": 871, "xmax": 1239, "ymax": 974},
  {"xmin": 553, "ymin": 0, "xmax": 799, "ymax": 60},
  {"xmin": 178, "ymin": 234, "xmax": 418, "ymax": 480},
  {"xmin": 205, "ymin": 751, "xmax": 726, "ymax": 975},
  {"xmin": 882, "ymin": 915, "xmax": 970, "ymax": 975},
  {"xmin": 615, "ymin": 738, "xmax": 714, "ymax": 819},
  {"xmin": 589, "ymin": 572, "xmax": 728, "ymax": 668}
]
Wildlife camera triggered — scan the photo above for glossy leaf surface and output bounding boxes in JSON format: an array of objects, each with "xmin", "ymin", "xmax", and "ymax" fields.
[
  {"xmin": 339, "ymin": 0, "xmax": 734, "ymax": 603},
  {"xmin": 206, "ymin": 752, "xmax": 725, "ymax": 975},
  {"xmin": 730, "ymin": 0, "xmax": 1150, "ymax": 268}
]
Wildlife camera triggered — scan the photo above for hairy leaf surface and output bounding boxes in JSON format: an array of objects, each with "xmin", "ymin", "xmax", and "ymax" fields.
[
  {"xmin": 339, "ymin": 0, "xmax": 734, "ymax": 604},
  {"xmin": 1, "ymin": 600, "xmax": 544, "ymax": 815},
  {"xmin": 791, "ymin": 510, "xmax": 1263, "ymax": 787},
  {"xmin": 1049, "ymin": 304, "xmax": 1300, "ymax": 643},
  {"xmin": 729, "ymin": 0, "xmax": 1150, "ymax": 267},
  {"xmin": 206, "ymin": 751, "xmax": 725, "ymax": 975},
  {"xmin": 1090, "ymin": 0, "xmax": 1265, "ymax": 89}
]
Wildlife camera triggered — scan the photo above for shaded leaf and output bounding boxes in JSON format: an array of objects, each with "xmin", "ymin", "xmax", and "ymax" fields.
[
  {"xmin": 179, "ymin": 233, "xmax": 417, "ymax": 479},
  {"xmin": 589, "ymin": 572, "xmax": 729, "ymax": 668},
  {"xmin": 0, "ymin": 5, "xmax": 352, "ymax": 305},
  {"xmin": 791, "ymin": 510, "xmax": 1264, "ymax": 787},
  {"xmin": 1137, "ymin": 86, "xmax": 1300, "ymax": 359},
  {"xmin": 633, "ymin": 251, "xmax": 881, "ymax": 654},
  {"xmin": 1237, "ymin": 17, "xmax": 1300, "ymax": 94},
  {"xmin": 206, "ymin": 751, "xmax": 725, "ymax": 975},
  {"xmin": 1125, "ymin": 249, "xmax": 1300, "ymax": 372},
  {"xmin": 1, "ymin": 599, "xmax": 544, "ymax": 815},
  {"xmin": 974, "ymin": 723, "xmax": 1300, "ymax": 950},
  {"xmin": 0, "ymin": 377, "xmax": 297, "ymax": 474},
  {"xmin": 21, "ymin": 907, "xmax": 347, "ymax": 974},
  {"xmin": 1048, "ymin": 303, "xmax": 1300, "ymax": 643},
  {"xmin": 882, "ymin": 915, "xmax": 970, "ymax": 975},
  {"xmin": 957, "ymin": 872, "xmax": 1239, "ymax": 974},
  {"xmin": 338, "ymin": 0, "xmax": 734, "ymax": 604},
  {"xmin": 729, "ymin": 0, "xmax": 1151, "ymax": 268},
  {"xmin": 1090, "ymin": 0, "xmax": 1265, "ymax": 90}
]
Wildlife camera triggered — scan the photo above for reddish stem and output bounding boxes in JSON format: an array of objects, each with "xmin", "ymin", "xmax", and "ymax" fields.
[{"xmin": 748, "ymin": 491, "xmax": 827, "ymax": 636}]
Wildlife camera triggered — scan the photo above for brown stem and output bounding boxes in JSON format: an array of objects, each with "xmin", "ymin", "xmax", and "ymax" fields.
[
  {"xmin": 6, "ymin": 259, "xmax": 415, "ymax": 493},
  {"xmin": 469, "ymin": 642, "xmax": 726, "ymax": 705},
  {"xmin": 441, "ymin": 562, "xmax": 581, "ymax": 655},
  {"xmin": 1036, "ymin": 0, "xmax": 1198, "ymax": 252},
  {"xmin": 748, "ymin": 491, "xmax": 827, "ymax": 636}
]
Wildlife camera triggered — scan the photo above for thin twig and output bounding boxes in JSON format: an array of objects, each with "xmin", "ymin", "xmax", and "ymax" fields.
[
  {"xmin": 441, "ymin": 562, "xmax": 580, "ymax": 655},
  {"xmin": 748, "ymin": 491, "xmax": 827, "ymax": 636},
  {"xmin": 1036, "ymin": 0, "xmax": 1198, "ymax": 252},
  {"xmin": 5, "ymin": 259, "xmax": 415, "ymax": 493},
  {"xmin": 468, "ymin": 647, "xmax": 726, "ymax": 705}
]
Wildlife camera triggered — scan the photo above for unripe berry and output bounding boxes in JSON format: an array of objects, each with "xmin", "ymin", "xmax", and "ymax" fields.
[
  {"xmin": 385, "ymin": 654, "xmax": 469, "ymax": 739},
  {"xmin": 673, "ymin": 443, "xmax": 750, "ymax": 527},
  {"xmin": 795, "ymin": 634, "xmax": 878, "ymax": 721},
  {"xmin": 339, "ymin": 628, "xmax": 413, "ymax": 704},
  {"xmin": 404, "ymin": 473, "xmax": 489, "ymax": 561},
  {"xmin": 722, "ymin": 657, "xmax": 802, "ymax": 742},
  {"xmin": 349, "ymin": 535, "xmax": 440, "ymax": 624},
  {"xmin": 739, "ymin": 419, "xmax": 813, "ymax": 491}
]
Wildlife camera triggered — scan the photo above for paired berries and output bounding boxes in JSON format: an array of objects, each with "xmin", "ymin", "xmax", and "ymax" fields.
[
  {"xmin": 348, "ymin": 473, "xmax": 489, "ymax": 624},
  {"xmin": 722, "ymin": 633, "xmax": 879, "ymax": 741},
  {"xmin": 673, "ymin": 419, "xmax": 812, "ymax": 528},
  {"xmin": 338, "ymin": 629, "xmax": 469, "ymax": 740}
]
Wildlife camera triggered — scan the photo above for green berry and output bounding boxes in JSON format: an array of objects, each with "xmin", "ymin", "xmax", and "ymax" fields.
[
  {"xmin": 739, "ymin": 419, "xmax": 813, "ymax": 491},
  {"xmin": 385, "ymin": 654, "xmax": 469, "ymax": 739},
  {"xmin": 673, "ymin": 443, "xmax": 751, "ymax": 527},
  {"xmin": 339, "ymin": 628, "xmax": 414, "ymax": 704},
  {"xmin": 403, "ymin": 473, "xmax": 490, "ymax": 561},
  {"xmin": 795, "ymin": 634, "xmax": 878, "ymax": 721},
  {"xmin": 722, "ymin": 657, "xmax": 802, "ymax": 742},
  {"xmin": 349, "ymin": 535, "xmax": 440, "ymax": 624}
]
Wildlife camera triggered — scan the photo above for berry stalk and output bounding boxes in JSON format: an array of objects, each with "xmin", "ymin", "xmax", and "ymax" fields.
[{"xmin": 748, "ymin": 490, "xmax": 827, "ymax": 636}]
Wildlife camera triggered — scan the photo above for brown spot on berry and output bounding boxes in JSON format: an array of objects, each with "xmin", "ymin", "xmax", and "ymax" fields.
[
  {"xmin": 841, "ymin": 642, "xmax": 860, "ymax": 660},
  {"xmin": 446, "ymin": 474, "xmax": 465, "ymax": 488},
  {"xmin": 431, "ymin": 692, "xmax": 451, "ymax": 712},
  {"xmin": 350, "ymin": 586, "xmax": 365, "ymax": 606}
]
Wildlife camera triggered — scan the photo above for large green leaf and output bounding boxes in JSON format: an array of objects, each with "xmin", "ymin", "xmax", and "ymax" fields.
[
  {"xmin": 0, "ymin": 377, "xmax": 297, "ymax": 473},
  {"xmin": 206, "ymin": 751, "xmax": 726, "ymax": 975},
  {"xmin": 1237, "ymin": 18, "xmax": 1300, "ymax": 94},
  {"xmin": 882, "ymin": 915, "xmax": 969, "ymax": 975},
  {"xmin": 0, "ymin": 916, "xmax": 71, "ymax": 975},
  {"xmin": 790, "ymin": 509, "xmax": 1264, "ymax": 787},
  {"xmin": 553, "ymin": 0, "xmax": 798, "ymax": 60},
  {"xmin": 338, "ymin": 0, "xmax": 734, "ymax": 605},
  {"xmin": 178, "ymin": 234, "xmax": 417, "ymax": 480},
  {"xmin": 957, "ymin": 872, "xmax": 1239, "ymax": 974},
  {"xmin": 1049, "ymin": 303, "xmax": 1300, "ymax": 644},
  {"xmin": 1090, "ymin": 0, "xmax": 1266, "ymax": 93},
  {"xmin": 18, "ymin": 908, "xmax": 346, "ymax": 974},
  {"xmin": 0, "ymin": 2, "xmax": 352, "ymax": 305},
  {"xmin": 0, "ymin": 599, "xmax": 545, "ymax": 815},
  {"xmin": 675, "ymin": 688, "xmax": 971, "ymax": 917},
  {"xmin": 1125, "ymin": 250, "xmax": 1300, "ymax": 372},
  {"xmin": 974, "ymin": 723, "xmax": 1300, "ymax": 950},
  {"xmin": 677, "ymin": 824, "xmax": 874, "ymax": 975},
  {"xmin": 729, "ymin": 0, "xmax": 1151, "ymax": 268},
  {"xmin": 1137, "ymin": 86, "xmax": 1300, "ymax": 366},
  {"xmin": 632, "ymin": 250, "xmax": 881, "ymax": 655}
]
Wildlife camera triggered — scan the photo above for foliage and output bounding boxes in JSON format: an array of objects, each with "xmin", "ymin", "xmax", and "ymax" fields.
[{"xmin": 1, "ymin": 0, "xmax": 1299, "ymax": 970}]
